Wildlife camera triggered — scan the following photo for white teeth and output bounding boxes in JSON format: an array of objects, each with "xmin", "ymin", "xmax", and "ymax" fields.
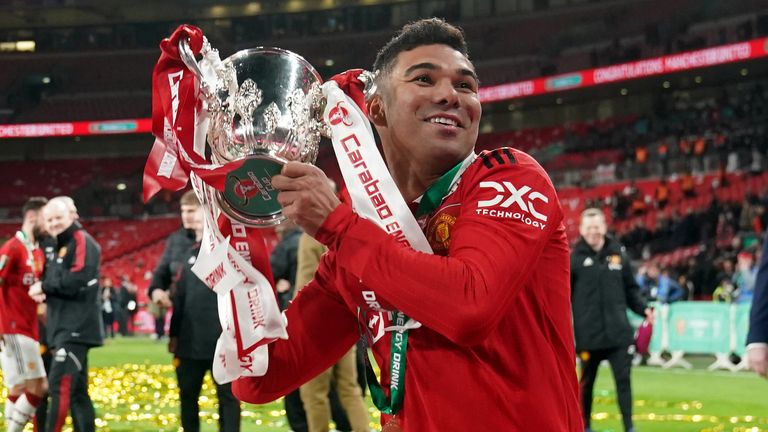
[{"xmin": 428, "ymin": 117, "xmax": 458, "ymax": 127}]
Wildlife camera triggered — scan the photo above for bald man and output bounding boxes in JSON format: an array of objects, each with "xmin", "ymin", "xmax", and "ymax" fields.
[{"xmin": 33, "ymin": 197, "xmax": 103, "ymax": 432}]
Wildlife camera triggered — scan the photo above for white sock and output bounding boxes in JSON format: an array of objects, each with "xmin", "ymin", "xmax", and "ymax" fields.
[
  {"xmin": 7, "ymin": 394, "xmax": 37, "ymax": 432},
  {"xmin": 5, "ymin": 397, "xmax": 16, "ymax": 428}
]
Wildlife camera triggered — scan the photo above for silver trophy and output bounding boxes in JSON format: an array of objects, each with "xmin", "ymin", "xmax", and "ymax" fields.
[{"xmin": 179, "ymin": 38, "xmax": 327, "ymax": 227}]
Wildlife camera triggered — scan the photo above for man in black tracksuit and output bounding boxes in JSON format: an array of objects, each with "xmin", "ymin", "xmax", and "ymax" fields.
[
  {"xmin": 150, "ymin": 191, "xmax": 240, "ymax": 432},
  {"xmin": 36, "ymin": 197, "xmax": 103, "ymax": 432},
  {"xmin": 570, "ymin": 208, "xmax": 652, "ymax": 432}
]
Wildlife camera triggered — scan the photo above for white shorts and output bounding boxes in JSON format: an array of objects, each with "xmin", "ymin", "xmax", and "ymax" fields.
[{"xmin": 0, "ymin": 334, "xmax": 46, "ymax": 387}]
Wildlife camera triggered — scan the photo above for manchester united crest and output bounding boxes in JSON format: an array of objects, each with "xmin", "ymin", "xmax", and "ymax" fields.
[
  {"xmin": 426, "ymin": 204, "xmax": 460, "ymax": 254},
  {"xmin": 607, "ymin": 254, "xmax": 622, "ymax": 270}
]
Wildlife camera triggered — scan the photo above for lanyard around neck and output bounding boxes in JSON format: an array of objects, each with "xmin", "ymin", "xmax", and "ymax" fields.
[{"xmin": 363, "ymin": 156, "xmax": 473, "ymax": 416}]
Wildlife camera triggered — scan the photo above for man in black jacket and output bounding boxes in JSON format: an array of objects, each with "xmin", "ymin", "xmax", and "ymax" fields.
[
  {"xmin": 32, "ymin": 197, "xmax": 103, "ymax": 432},
  {"xmin": 150, "ymin": 190, "xmax": 240, "ymax": 431},
  {"xmin": 149, "ymin": 190, "xmax": 198, "ymax": 312},
  {"xmin": 570, "ymin": 208, "xmax": 653, "ymax": 432}
]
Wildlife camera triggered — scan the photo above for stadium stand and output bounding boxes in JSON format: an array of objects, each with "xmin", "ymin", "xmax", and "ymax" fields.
[{"xmin": 1, "ymin": 0, "xmax": 766, "ymax": 329}]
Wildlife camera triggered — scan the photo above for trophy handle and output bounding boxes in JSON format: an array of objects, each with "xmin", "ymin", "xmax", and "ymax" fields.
[
  {"xmin": 179, "ymin": 38, "xmax": 204, "ymax": 80},
  {"xmin": 179, "ymin": 38, "xmax": 217, "ymax": 103}
]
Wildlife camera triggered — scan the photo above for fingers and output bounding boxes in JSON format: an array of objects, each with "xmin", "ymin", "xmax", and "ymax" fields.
[
  {"xmin": 270, "ymin": 161, "xmax": 340, "ymax": 236},
  {"xmin": 281, "ymin": 161, "xmax": 320, "ymax": 178},
  {"xmin": 276, "ymin": 190, "xmax": 299, "ymax": 208},
  {"xmin": 272, "ymin": 162, "xmax": 324, "ymax": 191}
]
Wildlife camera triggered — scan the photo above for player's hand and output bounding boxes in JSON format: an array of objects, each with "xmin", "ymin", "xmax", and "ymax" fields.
[
  {"xmin": 272, "ymin": 162, "xmax": 341, "ymax": 237},
  {"xmin": 152, "ymin": 289, "xmax": 172, "ymax": 308},
  {"xmin": 747, "ymin": 345, "xmax": 768, "ymax": 378},
  {"xmin": 275, "ymin": 279, "xmax": 290, "ymax": 294},
  {"xmin": 28, "ymin": 281, "xmax": 46, "ymax": 303}
]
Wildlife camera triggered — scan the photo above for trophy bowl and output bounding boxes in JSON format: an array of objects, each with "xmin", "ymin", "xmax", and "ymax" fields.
[{"xmin": 180, "ymin": 40, "xmax": 326, "ymax": 227}]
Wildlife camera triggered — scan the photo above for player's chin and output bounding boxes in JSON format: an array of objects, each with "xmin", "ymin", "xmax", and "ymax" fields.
[{"xmin": 439, "ymin": 136, "xmax": 474, "ymax": 155}]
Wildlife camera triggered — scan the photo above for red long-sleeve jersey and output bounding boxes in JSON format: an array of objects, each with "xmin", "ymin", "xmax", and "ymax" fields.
[
  {"xmin": 233, "ymin": 148, "xmax": 582, "ymax": 431},
  {"xmin": 0, "ymin": 233, "xmax": 44, "ymax": 340}
]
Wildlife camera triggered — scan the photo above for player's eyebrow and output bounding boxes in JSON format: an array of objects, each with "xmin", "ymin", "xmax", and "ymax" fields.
[{"xmin": 404, "ymin": 62, "xmax": 479, "ymax": 84}]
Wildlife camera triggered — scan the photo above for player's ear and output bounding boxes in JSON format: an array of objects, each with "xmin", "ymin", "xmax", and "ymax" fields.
[{"xmin": 367, "ymin": 95, "xmax": 387, "ymax": 127}]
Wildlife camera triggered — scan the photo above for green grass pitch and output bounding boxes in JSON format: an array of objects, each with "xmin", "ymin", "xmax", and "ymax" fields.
[{"xmin": 2, "ymin": 337, "xmax": 766, "ymax": 431}]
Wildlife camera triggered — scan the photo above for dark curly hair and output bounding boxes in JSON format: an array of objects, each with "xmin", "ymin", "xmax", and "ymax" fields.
[
  {"xmin": 373, "ymin": 18, "xmax": 470, "ymax": 78},
  {"xmin": 22, "ymin": 196, "xmax": 47, "ymax": 216}
]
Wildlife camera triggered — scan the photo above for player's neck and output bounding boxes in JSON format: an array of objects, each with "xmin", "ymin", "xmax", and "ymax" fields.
[
  {"xmin": 384, "ymin": 151, "xmax": 453, "ymax": 203},
  {"xmin": 395, "ymin": 170, "xmax": 440, "ymax": 203}
]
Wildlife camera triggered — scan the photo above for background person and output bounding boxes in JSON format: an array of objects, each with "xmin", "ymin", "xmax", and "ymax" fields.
[
  {"xmin": 33, "ymin": 197, "xmax": 103, "ymax": 432},
  {"xmin": 0, "ymin": 197, "xmax": 49, "ymax": 432},
  {"xmin": 101, "ymin": 278, "xmax": 117, "ymax": 338},
  {"xmin": 115, "ymin": 275, "xmax": 137, "ymax": 336},
  {"xmin": 166, "ymin": 200, "xmax": 241, "ymax": 432},
  {"xmin": 571, "ymin": 208, "xmax": 653, "ymax": 432},
  {"xmin": 148, "ymin": 190, "xmax": 199, "ymax": 316}
]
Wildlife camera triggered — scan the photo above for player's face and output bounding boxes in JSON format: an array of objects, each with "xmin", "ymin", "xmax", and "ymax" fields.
[
  {"xmin": 30, "ymin": 210, "xmax": 48, "ymax": 239},
  {"xmin": 579, "ymin": 215, "xmax": 607, "ymax": 250},
  {"xmin": 44, "ymin": 203, "xmax": 74, "ymax": 238},
  {"xmin": 180, "ymin": 204, "xmax": 200, "ymax": 230},
  {"xmin": 377, "ymin": 44, "xmax": 481, "ymax": 169}
]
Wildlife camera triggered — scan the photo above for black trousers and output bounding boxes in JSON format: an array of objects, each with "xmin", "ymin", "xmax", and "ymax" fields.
[
  {"xmin": 579, "ymin": 346, "xmax": 634, "ymax": 431},
  {"xmin": 45, "ymin": 343, "xmax": 95, "ymax": 432},
  {"xmin": 155, "ymin": 315, "xmax": 165, "ymax": 338},
  {"xmin": 35, "ymin": 343, "xmax": 53, "ymax": 431},
  {"xmin": 175, "ymin": 357, "xmax": 240, "ymax": 432}
]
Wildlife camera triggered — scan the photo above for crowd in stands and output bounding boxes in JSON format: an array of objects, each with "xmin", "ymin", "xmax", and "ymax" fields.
[
  {"xmin": 1, "ymin": 0, "xmax": 766, "ymax": 125},
  {"xmin": 585, "ymin": 11, "xmax": 759, "ymax": 69}
]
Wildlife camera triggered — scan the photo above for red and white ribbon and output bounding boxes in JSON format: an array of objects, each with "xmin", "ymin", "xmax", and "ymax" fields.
[
  {"xmin": 323, "ymin": 74, "xmax": 432, "ymax": 254},
  {"xmin": 190, "ymin": 174, "xmax": 287, "ymax": 384},
  {"xmin": 323, "ymin": 71, "xmax": 433, "ymax": 331}
]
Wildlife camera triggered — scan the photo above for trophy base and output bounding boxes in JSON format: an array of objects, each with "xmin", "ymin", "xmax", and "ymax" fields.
[{"xmin": 216, "ymin": 156, "xmax": 286, "ymax": 228}]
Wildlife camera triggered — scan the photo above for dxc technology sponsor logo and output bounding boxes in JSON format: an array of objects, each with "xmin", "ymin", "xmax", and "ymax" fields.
[{"xmin": 476, "ymin": 181, "xmax": 549, "ymax": 230}]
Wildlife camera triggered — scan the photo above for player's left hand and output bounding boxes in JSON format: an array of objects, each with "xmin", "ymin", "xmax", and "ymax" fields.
[{"xmin": 272, "ymin": 162, "xmax": 341, "ymax": 237}]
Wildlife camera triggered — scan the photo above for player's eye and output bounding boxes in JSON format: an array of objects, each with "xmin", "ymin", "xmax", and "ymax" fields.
[{"xmin": 414, "ymin": 75, "xmax": 432, "ymax": 84}]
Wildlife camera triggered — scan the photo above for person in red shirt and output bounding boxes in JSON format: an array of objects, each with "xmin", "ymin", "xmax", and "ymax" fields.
[
  {"xmin": 0, "ymin": 197, "xmax": 49, "ymax": 432},
  {"xmin": 232, "ymin": 18, "xmax": 582, "ymax": 431}
]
